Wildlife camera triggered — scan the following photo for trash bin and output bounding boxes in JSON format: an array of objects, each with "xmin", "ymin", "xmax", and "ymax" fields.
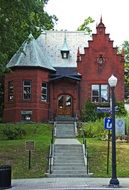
[{"xmin": 0, "ymin": 165, "xmax": 11, "ymax": 189}]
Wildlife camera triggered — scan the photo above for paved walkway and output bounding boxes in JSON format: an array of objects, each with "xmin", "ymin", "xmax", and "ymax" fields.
[
  {"xmin": 8, "ymin": 121, "xmax": 129, "ymax": 190},
  {"xmin": 9, "ymin": 177, "xmax": 129, "ymax": 190}
]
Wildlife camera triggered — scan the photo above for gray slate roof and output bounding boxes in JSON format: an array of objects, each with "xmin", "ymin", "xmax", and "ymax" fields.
[
  {"xmin": 7, "ymin": 31, "xmax": 91, "ymax": 70},
  {"xmin": 37, "ymin": 31, "xmax": 90, "ymax": 68},
  {"xmin": 6, "ymin": 34, "xmax": 55, "ymax": 71}
]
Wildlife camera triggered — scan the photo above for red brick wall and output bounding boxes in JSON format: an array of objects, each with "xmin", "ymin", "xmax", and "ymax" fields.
[
  {"xmin": 77, "ymin": 22, "xmax": 124, "ymax": 109},
  {"xmin": 3, "ymin": 68, "xmax": 50, "ymax": 122},
  {"xmin": 3, "ymin": 22, "xmax": 125, "ymax": 122},
  {"xmin": 49, "ymin": 79, "xmax": 80, "ymax": 119}
]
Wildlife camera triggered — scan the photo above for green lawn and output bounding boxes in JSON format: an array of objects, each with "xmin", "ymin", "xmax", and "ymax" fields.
[
  {"xmin": 0, "ymin": 123, "xmax": 129, "ymax": 178},
  {"xmin": 87, "ymin": 138, "xmax": 129, "ymax": 177},
  {"xmin": 0, "ymin": 123, "xmax": 53, "ymax": 179}
]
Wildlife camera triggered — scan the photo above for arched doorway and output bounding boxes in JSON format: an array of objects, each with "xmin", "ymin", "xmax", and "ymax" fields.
[{"xmin": 57, "ymin": 95, "xmax": 72, "ymax": 116}]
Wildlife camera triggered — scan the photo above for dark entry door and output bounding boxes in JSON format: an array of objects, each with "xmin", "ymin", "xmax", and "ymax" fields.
[{"xmin": 57, "ymin": 95, "xmax": 72, "ymax": 115}]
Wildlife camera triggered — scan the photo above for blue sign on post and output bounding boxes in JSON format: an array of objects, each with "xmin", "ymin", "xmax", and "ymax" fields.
[{"xmin": 104, "ymin": 118, "xmax": 112, "ymax": 130}]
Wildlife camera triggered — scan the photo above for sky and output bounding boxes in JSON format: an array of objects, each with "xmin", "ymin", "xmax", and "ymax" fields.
[{"xmin": 45, "ymin": 0, "xmax": 129, "ymax": 47}]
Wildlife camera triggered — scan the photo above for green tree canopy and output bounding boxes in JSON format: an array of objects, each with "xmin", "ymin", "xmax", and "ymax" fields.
[
  {"xmin": 119, "ymin": 41, "xmax": 129, "ymax": 101},
  {"xmin": 77, "ymin": 16, "xmax": 94, "ymax": 35},
  {"xmin": 0, "ymin": 0, "xmax": 57, "ymax": 75}
]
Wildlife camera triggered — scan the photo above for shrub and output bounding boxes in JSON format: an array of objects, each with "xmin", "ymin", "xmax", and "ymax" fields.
[
  {"xmin": 82, "ymin": 119, "xmax": 108, "ymax": 138},
  {"xmin": 2, "ymin": 125, "xmax": 26, "ymax": 140},
  {"xmin": 81, "ymin": 100, "xmax": 97, "ymax": 122},
  {"xmin": 116, "ymin": 102, "xmax": 127, "ymax": 116},
  {"xmin": 126, "ymin": 96, "xmax": 129, "ymax": 103},
  {"xmin": 95, "ymin": 103, "xmax": 110, "ymax": 119},
  {"xmin": 97, "ymin": 111, "xmax": 110, "ymax": 119},
  {"xmin": 124, "ymin": 115, "xmax": 129, "ymax": 135}
]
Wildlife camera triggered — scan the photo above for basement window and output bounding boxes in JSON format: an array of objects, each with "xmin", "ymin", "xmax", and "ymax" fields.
[{"xmin": 21, "ymin": 111, "xmax": 32, "ymax": 121}]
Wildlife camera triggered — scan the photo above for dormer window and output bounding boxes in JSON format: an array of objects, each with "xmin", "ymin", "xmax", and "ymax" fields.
[
  {"xmin": 61, "ymin": 50, "xmax": 69, "ymax": 59},
  {"xmin": 61, "ymin": 32, "xmax": 70, "ymax": 59}
]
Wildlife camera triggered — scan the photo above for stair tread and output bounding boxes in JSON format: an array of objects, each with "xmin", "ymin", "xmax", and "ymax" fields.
[
  {"xmin": 48, "ymin": 174, "xmax": 89, "ymax": 177},
  {"xmin": 55, "ymin": 121, "xmax": 76, "ymax": 138},
  {"xmin": 48, "ymin": 120, "xmax": 88, "ymax": 177}
]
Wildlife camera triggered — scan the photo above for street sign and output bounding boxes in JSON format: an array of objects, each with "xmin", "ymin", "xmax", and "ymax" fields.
[
  {"xmin": 104, "ymin": 117, "xmax": 112, "ymax": 130},
  {"xmin": 97, "ymin": 106, "xmax": 118, "ymax": 113},
  {"xmin": 115, "ymin": 118, "xmax": 125, "ymax": 136},
  {"xmin": 97, "ymin": 107, "xmax": 111, "ymax": 113},
  {"xmin": 25, "ymin": 141, "xmax": 35, "ymax": 151}
]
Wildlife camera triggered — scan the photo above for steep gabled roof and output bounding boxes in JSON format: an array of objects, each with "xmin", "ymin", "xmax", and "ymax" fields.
[
  {"xmin": 6, "ymin": 34, "xmax": 55, "ymax": 71},
  {"xmin": 37, "ymin": 31, "xmax": 90, "ymax": 68}
]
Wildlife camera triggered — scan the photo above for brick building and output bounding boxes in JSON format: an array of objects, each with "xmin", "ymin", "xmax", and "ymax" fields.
[{"xmin": 3, "ymin": 18, "xmax": 124, "ymax": 122}]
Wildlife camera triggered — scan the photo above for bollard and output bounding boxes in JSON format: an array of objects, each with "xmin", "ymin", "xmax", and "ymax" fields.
[{"xmin": 0, "ymin": 165, "xmax": 11, "ymax": 189}]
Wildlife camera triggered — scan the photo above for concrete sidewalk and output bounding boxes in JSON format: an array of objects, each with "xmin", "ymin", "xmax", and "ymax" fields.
[{"xmin": 9, "ymin": 177, "xmax": 129, "ymax": 190}]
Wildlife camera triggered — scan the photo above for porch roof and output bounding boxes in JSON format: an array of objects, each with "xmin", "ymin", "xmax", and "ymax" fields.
[{"xmin": 49, "ymin": 67, "xmax": 81, "ymax": 81}]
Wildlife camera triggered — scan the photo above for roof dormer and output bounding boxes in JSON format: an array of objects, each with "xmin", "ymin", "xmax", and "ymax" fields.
[{"xmin": 60, "ymin": 32, "xmax": 70, "ymax": 59}]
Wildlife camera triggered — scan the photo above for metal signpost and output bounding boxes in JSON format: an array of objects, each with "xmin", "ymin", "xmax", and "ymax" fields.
[
  {"xmin": 25, "ymin": 141, "xmax": 35, "ymax": 169},
  {"xmin": 104, "ymin": 117, "xmax": 112, "ymax": 174},
  {"xmin": 104, "ymin": 117, "xmax": 125, "ymax": 175}
]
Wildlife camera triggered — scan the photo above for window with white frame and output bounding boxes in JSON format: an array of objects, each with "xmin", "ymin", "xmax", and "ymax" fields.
[
  {"xmin": 91, "ymin": 84, "xmax": 109, "ymax": 103},
  {"xmin": 41, "ymin": 82, "xmax": 47, "ymax": 101},
  {"xmin": 8, "ymin": 81, "xmax": 14, "ymax": 101},
  {"xmin": 23, "ymin": 80, "xmax": 31, "ymax": 100}
]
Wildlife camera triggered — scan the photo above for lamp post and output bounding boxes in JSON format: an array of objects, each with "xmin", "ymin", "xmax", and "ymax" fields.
[{"xmin": 108, "ymin": 74, "xmax": 119, "ymax": 187}]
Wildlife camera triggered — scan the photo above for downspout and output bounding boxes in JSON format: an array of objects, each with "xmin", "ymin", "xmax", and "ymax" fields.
[
  {"xmin": 78, "ymin": 80, "xmax": 81, "ymax": 116},
  {"xmin": 48, "ymin": 82, "xmax": 50, "ymax": 121}
]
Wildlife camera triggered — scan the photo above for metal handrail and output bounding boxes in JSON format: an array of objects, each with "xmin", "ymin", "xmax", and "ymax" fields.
[
  {"xmin": 49, "ymin": 128, "xmax": 55, "ymax": 174},
  {"xmin": 51, "ymin": 128, "xmax": 54, "ymax": 144},
  {"xmin": 49, "ymin": 144, "xmax": 52, "ymax": 174},
  {"xmin": 82, "ymin": 130, "xmax": 89, "ymax": 174}
]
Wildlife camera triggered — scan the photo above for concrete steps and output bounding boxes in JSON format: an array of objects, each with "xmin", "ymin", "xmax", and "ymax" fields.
[
  {"xmin": 55, "ymin": 123, "xmax": 76, "ymax": 138},
  {"xmin": 49, "ymin": 144, "xmax": 88, "ymax": 177},
  {"xmin": 48, "ymin": 119, "xmax": 88, "ymax": 178},
  {"xmin": 55, "ymin": 116, "xmax": 75, "ymax": 122},
  {"xmin": 52, "ymin": 164, "xmax": 86, "ymax": 170}
]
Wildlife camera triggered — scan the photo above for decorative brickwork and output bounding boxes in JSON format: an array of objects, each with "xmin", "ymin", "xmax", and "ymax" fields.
[
  {"xmin": 3, "ymin": 68, "xmax": 50, "ymax": 122},
  {"xmin": 3, "ymin": 19, "xmax": 124, "ymax": 122},
  {"xmin": 77, "ymin": 19, "xmax": 124, "ymax": 110}
]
